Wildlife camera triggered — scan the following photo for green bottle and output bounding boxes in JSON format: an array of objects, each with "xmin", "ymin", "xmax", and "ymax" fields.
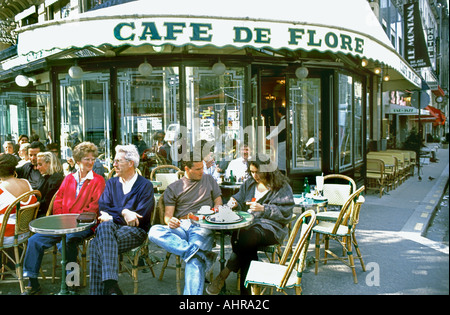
[
  {"xmin": 230, "ymin": 170, "xmax": 236, "ymax": 184},
  {"xmin": 303, "ymin": 177, "xmax": 310, "ymax": 193}
]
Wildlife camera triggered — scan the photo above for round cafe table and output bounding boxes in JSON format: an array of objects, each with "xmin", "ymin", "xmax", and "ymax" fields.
[
  {"xmin": 192, "ymin": 211, "xmax": 253, "ymax": 270},
  {"xmin": 191, "ymin": 211, "xmax": 253, "ymax": 294},
  {"xmin": 293, "ymin": 194, "xmax": 328, "ymax": 213},
  {"xmin": 29, "ymin": 214, "xmax": 96, "ymax": 295}
]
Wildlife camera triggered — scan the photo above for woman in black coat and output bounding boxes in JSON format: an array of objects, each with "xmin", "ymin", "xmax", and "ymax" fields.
[{"xmin": 207, "ymin": 154, "xmax": 294, "ymax": 295}]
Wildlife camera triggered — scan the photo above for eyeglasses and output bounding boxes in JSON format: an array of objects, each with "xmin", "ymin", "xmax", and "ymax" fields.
[
  {"xmin": 82, "ymin": 158, "xmax": 96, "ymax": 162},
  {"xmin": 113, "ymin": 159, "xmax": 129, "ymax": 164}
]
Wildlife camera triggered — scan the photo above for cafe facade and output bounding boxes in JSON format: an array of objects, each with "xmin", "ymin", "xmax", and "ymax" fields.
[{"xmin": 0, "ymin": 0, "xmax": 422, "ymax": 190}]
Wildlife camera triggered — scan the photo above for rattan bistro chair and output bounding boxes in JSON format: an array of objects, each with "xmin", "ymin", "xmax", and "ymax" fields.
[
  {"xmin": 315, "ymin": 174, "xmax": 356, "ymax": 223},
  {"xmin": 0, "ymin": 190, "xmax": 41, "ymax": 293},
  {"xmin": 244, "ymin": 210, "xmax": 316, "ymax": 295},
  {"xmin": 366, "ymin": 158, "xmax": 385, "ymax": 198},
  {"xmin": 119, "ymin": 237, "xmax": 156, "ymax": 294},
  {"xmin": 150, "ymin": 165, "xmax": 181, "ymax": 192},
  {"xmin": 313, "ymin": 186, "xmax": 366, "ymax": 284}
]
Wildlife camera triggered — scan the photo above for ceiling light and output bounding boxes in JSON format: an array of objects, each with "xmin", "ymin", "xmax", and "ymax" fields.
[
  {"xmin": 212, "ymin": 60, "xmax": 226, "ymax": 75},
  {"xmin": 68, "ymin": 65, "xmax": 84, "ymax": 79},
  {"xmin": 15, "ymin": 75, "xmax": 29, "ymax": 87},
  {"xmin": 295, "ymin": 66, "xmax": 309, "ymax": 79},
  {"xmin": 138, "ymin": 60, "xmax": 153, "ymax": 76}
]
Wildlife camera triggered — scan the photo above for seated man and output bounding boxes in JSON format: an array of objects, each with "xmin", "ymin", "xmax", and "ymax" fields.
[
  {"xmin": 225, "ymin": 143, "xmax": 251, "ymax": 181},
  {"xmin": 89, "ymin": 145, "xmax": 154, "ymax": 295},
  {"xmin": 16, "ymin": 141, "xmax": 46, "ymax": 190},
  {"xmin": 148, "ymin": 152, "xmax": 222, "ymax": 295}
]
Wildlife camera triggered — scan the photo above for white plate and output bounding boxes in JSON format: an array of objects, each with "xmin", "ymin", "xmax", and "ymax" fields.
[
  {"xmin": 198, "ymin": 209, "xmax": 214, "ymax": 215},
  {"xmin": 205, "ymin": 214, "xmax": 243, "ymax": 224},
  {"xmin": 312, "ymin": 196, "xmax": 327, "ymax": 201}
]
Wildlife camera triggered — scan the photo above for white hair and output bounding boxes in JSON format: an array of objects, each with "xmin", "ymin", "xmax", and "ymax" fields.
[{"xmin": 115, "ymin": 144, "xmax": 140, "ymax": 168}]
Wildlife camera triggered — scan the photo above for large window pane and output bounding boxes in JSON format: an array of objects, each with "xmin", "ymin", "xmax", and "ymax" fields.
[
  {"xmin": 338, "ymin": 73, "xmax": 353, "ymax": 170},
  {"xmin": 289, "ymin": 77, "xmax": 321, "ymax": 172},
  {"xmin": 59, "ymin": 72, "xmax": 111, "ymax": 168},
  {"xmin": 117, "ymin": 67, "xmax": 180, "ymax": 171},
  {"xmin": 1, "ymin": 89, "xmax": 50, "ymax": 148},
  {"xmin": 354, "ymin": 81, "xmax": 363, "ymax": 164},
  {"xmin": 186, "ymin": 67, "xmax": 245, "ymax": 162}
]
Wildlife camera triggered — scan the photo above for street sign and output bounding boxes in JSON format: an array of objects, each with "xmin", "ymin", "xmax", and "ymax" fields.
[{"xmin": 411, "ymin": 90, "xmax": 430, "ymax": 109}]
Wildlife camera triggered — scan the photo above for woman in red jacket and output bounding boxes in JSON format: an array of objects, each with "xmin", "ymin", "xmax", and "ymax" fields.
[{"xmin": 22, "ymin": 141, "xmax": 105, "ymax": 295}]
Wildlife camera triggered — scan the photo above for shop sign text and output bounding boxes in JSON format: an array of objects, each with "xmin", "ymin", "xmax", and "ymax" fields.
[{"xmin": 113, "ymin": 21, "xmax": 364, "ymax": 54}]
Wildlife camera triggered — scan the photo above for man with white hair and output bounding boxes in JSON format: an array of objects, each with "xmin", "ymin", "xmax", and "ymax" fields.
[{"xmin": 89, "ymin": 145, "xmax": 154, "ymax": 295}]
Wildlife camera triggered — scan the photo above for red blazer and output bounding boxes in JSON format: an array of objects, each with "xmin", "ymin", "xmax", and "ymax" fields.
[{"xmin": 52, "ymin": 171, "xmax": 105, "ymax": 216}]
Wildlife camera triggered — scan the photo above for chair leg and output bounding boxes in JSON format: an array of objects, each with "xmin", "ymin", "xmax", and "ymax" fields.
[
  {"xmin": 352, "ymin": 232, "xmax": 365, "ymax": 271},
  {"xmin": 14, "ymin": 246, "xmax": 25, "ymax": 293},
  {"xmin": 346, "ymin": 235, "xmax": 357, "ymax": 284},
  {"xmin": 314, "ymin": 233, "xmax": 320, "ymax": 275},
  {"xmin": 250, "ymin": 284, "xmax": 261, "ymax": 295},
  {"xmin": 324, "ymin": 236, "xmax": 329, "ymax": 265},
  {"xmin": 158, "ymin": 252, "xmax": 172, "ymax": 281},
  {"xmin": 142, "ymin": 250, "xmax": 156, "ymax": 278},
  {"xmin": 175, "ymin": 255, "xmax": 182, "ymax": 295},
  {"xmin": 132, "ymin": 254, "xmax": 139, "ymax": 294}
]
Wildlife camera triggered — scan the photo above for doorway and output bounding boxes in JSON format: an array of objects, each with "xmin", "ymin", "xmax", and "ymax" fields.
[{"xmin": 261, "ymin": 75, "xmax": 287, "ymax": 172}]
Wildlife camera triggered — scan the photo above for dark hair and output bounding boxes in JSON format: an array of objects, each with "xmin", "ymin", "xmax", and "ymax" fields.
[
  {"xmin": 46, "ymin": 142, "xmax": 60, "ymax": 151},
  {"xmin": 248, "ymin": 154, "xmax": 289, "ymax": 190},
  {"xmin": 0, "ymin": 154, "xmax": 19, "ymax": 177},
  {"xmin": 278, "ymin": 106, "xmax": 286, "ymax": 116},
  {"xmin": 29, "ymin": 141, "xmax": 45, "ymax": 153},
  {"xmin": 18, "ymin": 134, "xmax": 29, "ymax": 142},
  {"xmin": 182, "ymin": 152, "xmax": 203, "ymax": 169}
]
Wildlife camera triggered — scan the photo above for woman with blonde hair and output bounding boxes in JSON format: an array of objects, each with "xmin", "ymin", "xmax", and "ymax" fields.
[{"xmin": 35, "ymin": 151, "xmax": 64, "ymax": 217}]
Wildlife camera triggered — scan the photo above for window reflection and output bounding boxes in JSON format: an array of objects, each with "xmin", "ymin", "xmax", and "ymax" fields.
[
  {"xmin": 59, "ymin": 72, "xmax": 111, "ymax": 168},
  {"xmin": 186, "ymin": 67, "xmax": 245, "ymax": 163},
  {"xmin": 289, "ymin": 78, "xmax": 321, "ymax": 172},
  {"xmin": 117, "ymin": 67, "xmax": 180, "ymax": 173},
  {"xmin": 338, "ymin": 74, "xmax": 353, "ymax": 170}
]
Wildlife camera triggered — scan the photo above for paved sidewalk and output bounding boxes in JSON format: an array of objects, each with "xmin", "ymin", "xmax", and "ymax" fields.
[
  {"xmin": 301, "ymin": 147, "xmax": 449, "ymax": 295},
  {"xmin": 1, "ymin": 147, "xmax": 448, "ymax": 295}
]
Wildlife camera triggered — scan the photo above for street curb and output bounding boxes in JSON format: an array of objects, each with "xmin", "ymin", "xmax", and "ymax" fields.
[{"xmin": 401, "ymin": 163, "xmax": 449, "ymax": 236}]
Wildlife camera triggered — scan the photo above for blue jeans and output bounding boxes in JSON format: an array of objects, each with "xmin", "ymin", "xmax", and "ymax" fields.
[
  {"xmin": 148, "ymin": 220, "xmax": 214, "ymax": 295},
  {"xmin": 23, "ymin": 229, "xmax": 93, "ymax": 279}
]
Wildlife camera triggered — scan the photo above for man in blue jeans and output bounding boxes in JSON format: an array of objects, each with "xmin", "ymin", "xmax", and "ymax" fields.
[{"xmin": 148, "ymin": 153, "xmax": 222, "ymax": 294}]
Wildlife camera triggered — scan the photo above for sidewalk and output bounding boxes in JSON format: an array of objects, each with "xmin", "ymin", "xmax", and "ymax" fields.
[
  {"xmin": 1, "ymin": 147, "xmax": 448, "ymax": 295},
  {"xmin": 301, "ymin": 146, "xmax": 449, "ymax": 295}
]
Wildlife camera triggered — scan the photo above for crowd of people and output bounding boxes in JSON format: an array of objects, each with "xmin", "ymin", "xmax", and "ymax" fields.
[{"xmin": 0, "ymin": 132, "xmax": 294, "ymax": 295}]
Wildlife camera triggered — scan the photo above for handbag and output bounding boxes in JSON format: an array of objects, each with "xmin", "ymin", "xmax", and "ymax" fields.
[{"xmin": 76, "ymin": 212, "xmax": 97, "ymax": 223}]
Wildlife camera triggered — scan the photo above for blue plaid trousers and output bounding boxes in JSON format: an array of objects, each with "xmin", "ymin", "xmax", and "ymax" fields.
[{"xmin": 89, "ymin": 220, "xmax": 147, "ymax": 295}]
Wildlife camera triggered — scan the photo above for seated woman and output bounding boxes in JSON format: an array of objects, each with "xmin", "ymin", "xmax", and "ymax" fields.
[
  {"xmin": 22, "ymin": 142, "xmax": 106, "ymax": 295},
  {"xmin": 35, "ymin": 151, "xmax": 64, "ymax": 217},
  {"xmin": 206, "ymin": 154, "xmax": 294, "ymax": 295},
  {"xmin": 0, "ymin": 154, "xmax": 37, "ymax": 245}
]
